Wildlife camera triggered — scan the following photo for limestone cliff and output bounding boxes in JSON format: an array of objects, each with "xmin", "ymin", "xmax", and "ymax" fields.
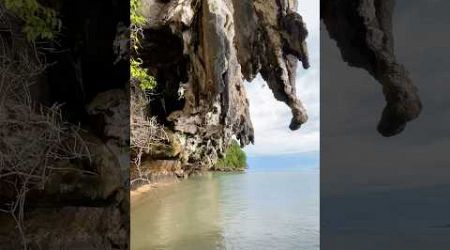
[
  {"xmin": 322, "ymin": 0, "xmax": 422, "ymax": 136},
  {"xmin": 137, "ymin": 0, "xmax": 310, "ymax": 171}
]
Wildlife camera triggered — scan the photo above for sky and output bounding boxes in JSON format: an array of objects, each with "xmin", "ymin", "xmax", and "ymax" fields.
[{"xmin": 243, "ymin": 1, "xmax": 320, "ymax": 166}]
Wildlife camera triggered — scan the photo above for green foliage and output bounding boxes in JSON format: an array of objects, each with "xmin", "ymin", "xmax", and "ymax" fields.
[
  {"xmin": 4, "ymin": 0, "xmax": 61, "ymax": 41},
  {"xmin": 215, "ymin": 140, "xmax": 247, "ymax": 171},
  {"xmin": 130, "ymin": 0, "xmax": 156, "ymax": 91},
  {"xmin": 131, "ymin": 58, "xmax": 156, "ymax": 91},
  {"xmin": 131, "ymin": 0, "xmax": 145, "ymax": 51},
  {"xmin": 131, "ymin": 0, "xmax": 146, "ymax": 28}
]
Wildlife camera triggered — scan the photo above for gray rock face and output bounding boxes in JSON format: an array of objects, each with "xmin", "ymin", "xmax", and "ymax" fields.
[
  {"xmin": 87, "ymin": 89, "xmax": 130, "ymax": 173},
  {"xmin": 322, "ymin": 0, "xmax": 422, "ymax": 136},
  {"xmin": 0, "ymin": 206, "xmax": 128, "ymax": 249},
  {"xmin": 141, "ymin": 0, "xmax": 310, "ymax": 167}
]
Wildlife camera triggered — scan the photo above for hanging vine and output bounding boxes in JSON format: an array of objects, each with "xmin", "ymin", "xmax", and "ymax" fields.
[{"xmin": 130, "ymin": 0, "xmax": 156, "ymax": 91}]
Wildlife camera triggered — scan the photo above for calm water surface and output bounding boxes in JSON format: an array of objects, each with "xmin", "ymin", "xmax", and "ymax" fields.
[{"xmin": 131, "ymin": 168, "xmax": 319, "ymax": 250}]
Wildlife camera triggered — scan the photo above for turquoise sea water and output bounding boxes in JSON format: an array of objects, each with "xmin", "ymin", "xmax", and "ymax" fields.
[{"xmin": 131, "ymin": 167, "xmax": 319, "ymax": 250}]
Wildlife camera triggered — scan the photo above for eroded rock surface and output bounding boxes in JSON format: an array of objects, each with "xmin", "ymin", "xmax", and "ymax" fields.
[
  {"xmin": 322, "ymin": 0, "xmax": 422, "ymax": 136},
  {"xmin": 140, "ymin": 0, "xmax": 310, "ymax": 167}
]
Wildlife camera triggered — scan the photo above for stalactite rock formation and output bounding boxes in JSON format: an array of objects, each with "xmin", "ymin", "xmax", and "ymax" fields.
[
  {"xmin": 322, "ymin": 0, "xmax": 422, "ymax": 136},
  {"xmin": 141, "ymin": 0, "xmax": 310, "ymax": 167}
]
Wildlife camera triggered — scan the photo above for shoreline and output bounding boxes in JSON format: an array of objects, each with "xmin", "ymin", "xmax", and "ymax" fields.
[
  {"xmin": 130, "ymin": 179, "xmax": 179, "ymax": 204},
  {"xmin": 130, "ymin": 170, "xmax": 246, "ymax": 204}
]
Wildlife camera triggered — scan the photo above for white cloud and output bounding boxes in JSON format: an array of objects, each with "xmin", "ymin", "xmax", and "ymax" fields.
[{"xmin": 244, "ymin": 1, "xmax": 320, "ymax": 156}]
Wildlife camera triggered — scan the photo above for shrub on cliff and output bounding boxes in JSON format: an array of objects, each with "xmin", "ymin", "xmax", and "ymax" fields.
[
  {"xmin": 4, "ymin": 0, "xmax": 61, "ymax": 41},
  {"xmin": 214, "ymin": 140, "xmax": 247, "ymax": 171}
]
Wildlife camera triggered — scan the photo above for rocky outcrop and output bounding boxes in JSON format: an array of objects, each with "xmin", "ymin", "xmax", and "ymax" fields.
[
  {"xmin": 322, "ymin": 0, "xmax": 422, "ymax": 136},
  {"xmin": 139, "ymin": 0, "xmax": 310, "ymax": 167},
  {"xmin": 131, "ymin": 160, "xmax": 184, "ymax": 188},
  {"xmin": 87, "ymin": 89, "xmax": 130, "ymax": 176}
]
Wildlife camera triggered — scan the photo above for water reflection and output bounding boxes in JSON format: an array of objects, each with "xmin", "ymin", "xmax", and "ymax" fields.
[
  {"xmin": 131, "ymin": 173, "xmax": 225, "ymax": 250},
  {"xmin": 132, "ymin": 170, "xmax": 319, "ymax": 250}
]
